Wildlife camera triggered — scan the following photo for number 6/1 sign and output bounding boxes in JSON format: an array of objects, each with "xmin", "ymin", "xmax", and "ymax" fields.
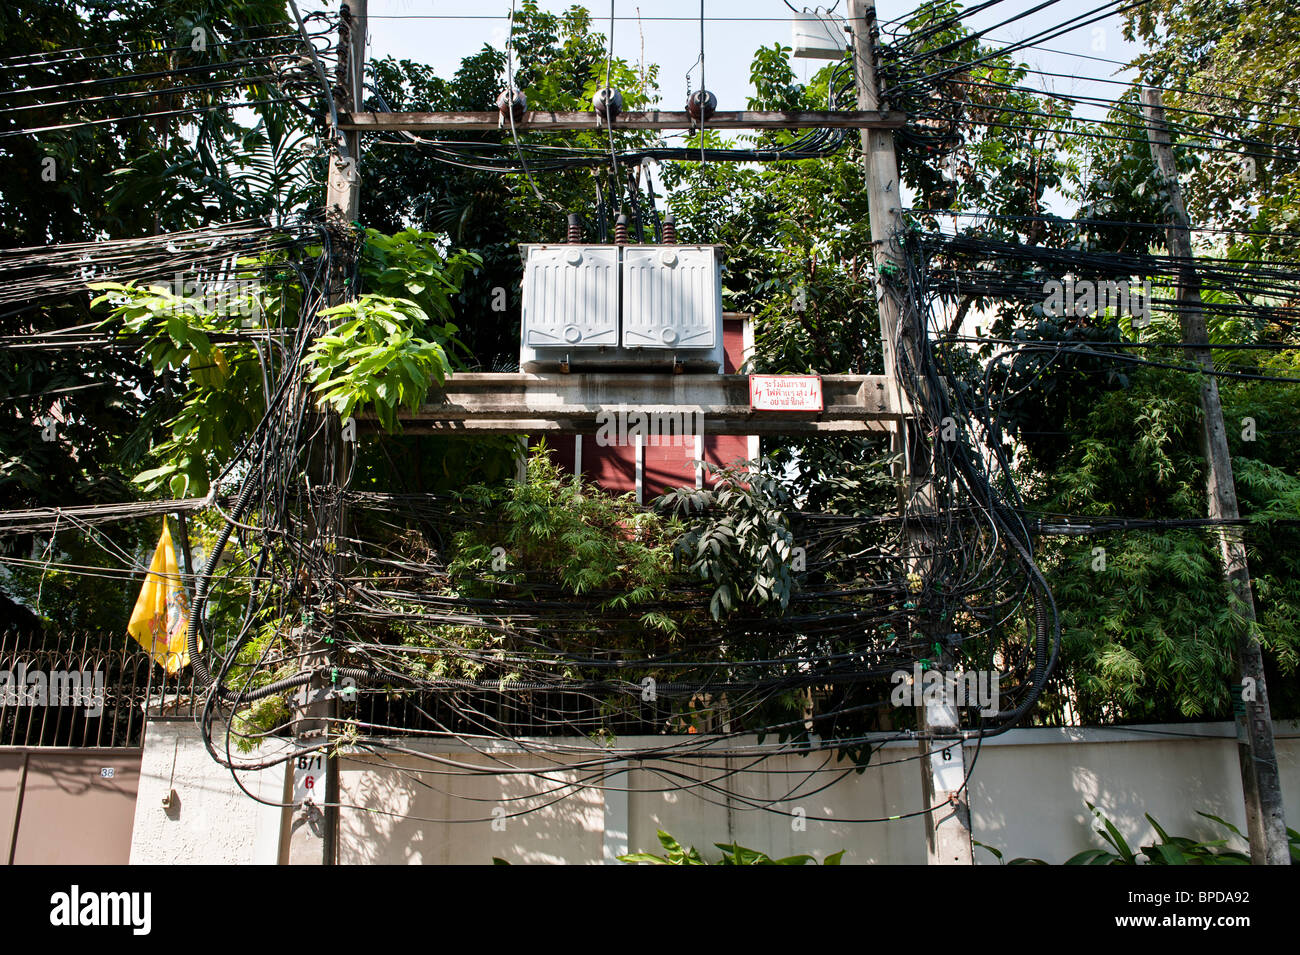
[{"xmin": 293, "ymin": 751, "xmax": 325, "ymax": 808}]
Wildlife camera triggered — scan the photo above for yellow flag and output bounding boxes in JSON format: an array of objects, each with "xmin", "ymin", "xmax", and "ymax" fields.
[{"xmin": 127, "ymin": 522, "xmax": 192, "ymax": 674}]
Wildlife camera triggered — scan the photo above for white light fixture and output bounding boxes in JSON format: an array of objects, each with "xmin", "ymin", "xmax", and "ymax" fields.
[{"xmin": 791, "ymin": 11, "xmax": 847, "ymax": 60}]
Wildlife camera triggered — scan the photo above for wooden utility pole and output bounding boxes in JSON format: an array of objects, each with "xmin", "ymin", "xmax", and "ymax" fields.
[
  {"xmin": 849, "ymin": 0, "xmax": 973, "ymax": 864},
  {"xmin": 288, "ymin": 0, "xmax": 365, "ymax": 867},
  {"xmin": 1140, "ymin": 88, "xmax": 1289, "ymax": 865}
]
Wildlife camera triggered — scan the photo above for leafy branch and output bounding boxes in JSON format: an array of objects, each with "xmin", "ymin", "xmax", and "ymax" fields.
[{"xmin": 619, "ymin": 829, "xmax": 843, "ymax": 865}]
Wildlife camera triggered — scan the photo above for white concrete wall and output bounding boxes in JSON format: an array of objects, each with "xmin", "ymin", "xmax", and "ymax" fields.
[
  {"xmin": 339, "ymin": 748, "xmax": 605, "ymax": 865},
  {"xmin": 967, "ymin": 724, "xmax": 1299, "ymax": 863},
  {"xmin": 623, "ymin": 749, "xmax": 926, "ymax": 864},
  {"xmin": 336, "ymin": 723, "xmax": 1300, "ymax": 865},
  {"xmin": 130, "ymin": 720, "xmax": 1300, "ymax": 864},
  {"xmin": 129, "ymin": 719, "xmax": 287, "ymax": 865}
]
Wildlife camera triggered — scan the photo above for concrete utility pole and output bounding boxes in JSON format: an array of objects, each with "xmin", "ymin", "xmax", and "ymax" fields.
[
  {"xmin": 1140, "ymin": 88, "xmax": 1289, "ymax": 865},
  {"xmin": 849, "ymin": 0, "xmax": 973, "ymax": 865},
  {"xmin": 326, "ymin": 0, "xmax": 365, "ymax": 227},
  {"xmin": 288, "ymin": 0, "xmax": 366, "ymax": 867}
]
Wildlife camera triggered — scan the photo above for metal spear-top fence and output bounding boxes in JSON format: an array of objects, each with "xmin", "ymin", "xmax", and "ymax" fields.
[
  {"xmin": 0, "ymin": 627, "xmax": 1090, "ymax": 751},
  {"xmin": 0, "ymin": 630, "xmax": 205, "ymax": 748}
]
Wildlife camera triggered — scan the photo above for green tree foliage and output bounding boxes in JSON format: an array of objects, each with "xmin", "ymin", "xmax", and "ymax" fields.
[
  {"xmin": 1020, "ymin": 348, "xmax": 1300, "ymax": 721},
  {"xmin": 890, "ymin": 2, "xmax": 1078, "ymax": 240},
  {"xmin": 4, "ymin": 224, "xmax": 483, "ymax": 633},
  {"xmin": 395, "ymin": 448, "xmax": 686, "ymax": 687},
  {"xmin": 663, "ymin": 43, "xmax": 881, "ymax": 375},
  {"xmin": 1125, "ymin": 0, "xmax": 1300, "ymax": 255},
  {"xmin": 374, "ymin": 448, "xmax": 855, "ymax": 744},
  {"xmin": 304, "ymin": 232, "xmax": 482, "ymax": 432},
  {"xmin": 0, "ymin": 1, "xmax": 297, "ymax": 631},
  {"xmin": 89, "ymin": 228, "xmax": 479, "ymax": 496},
  {"xmin": 890, "ymin": 2, "xmax": 1300, "ymax": 722},
  {"xmin": 658, "ymin": 463, "xmax": 799, "ymax": 621}
]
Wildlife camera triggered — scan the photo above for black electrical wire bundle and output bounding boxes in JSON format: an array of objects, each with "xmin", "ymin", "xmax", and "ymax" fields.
[
  {"xmin": 0, "ymin": 19, "xmax": 319, "ymax": 140},
  {"xmin": 867, "ymin": 237, "xmax": 1064, "ymax": 740},
  {"xmin": 911, "ymin": 231, "xmax": 1300, "ymax": 331},
  {"xmin": 0, "ymin": 220, "xmax": 316, "ymax": 310},
  {"xmin": 361, "ymin": 57, "xmax": 860, "ymax": 176},
  {"xmin": 18, "ymin": 0, "xmax": 1285, "ymax": 825},
  {"xmin": 168, "ymin": 61, "xmax": 1067, "ymax": 803}
]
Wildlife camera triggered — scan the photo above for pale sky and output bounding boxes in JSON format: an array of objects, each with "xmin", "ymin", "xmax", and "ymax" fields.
[{"xmin": 312, "ymin": 0, "xmax": 1141, "ymax": 125}]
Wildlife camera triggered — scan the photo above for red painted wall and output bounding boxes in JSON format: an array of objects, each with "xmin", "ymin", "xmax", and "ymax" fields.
[{"xmin": 545, "ymin": 316, "xmax": 754, "ymax": 499}]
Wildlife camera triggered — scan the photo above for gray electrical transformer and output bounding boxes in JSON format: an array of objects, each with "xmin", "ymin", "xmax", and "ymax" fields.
[{"xmin": 519, "ymin": 243, "xmax": 724, "ymax": 372}]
